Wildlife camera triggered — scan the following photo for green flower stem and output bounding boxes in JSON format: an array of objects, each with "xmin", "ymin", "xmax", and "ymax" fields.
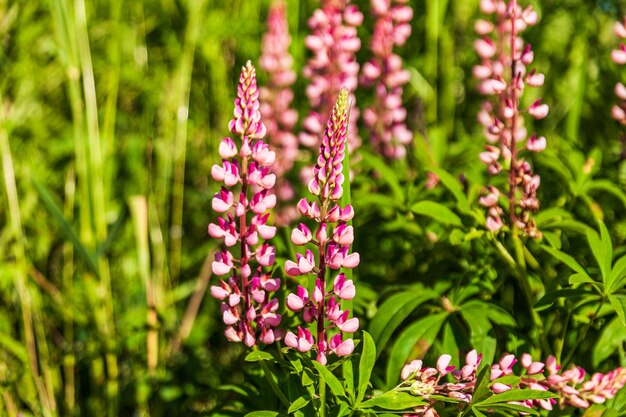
[
  {"xmin": 319, "ymin": 375, "xmax": 327, "ymax": 417},
  {"xmin": 493, "ymin": 236, "xmax": 546, "ymax": 352}
]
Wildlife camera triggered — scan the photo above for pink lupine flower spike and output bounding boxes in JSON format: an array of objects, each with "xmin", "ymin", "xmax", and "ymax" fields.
[
  {"xmin": 474, "ymin": 0, "xmax": 546, "ymax": 237},
  {"xmin": 361, "ymin": 0, "xmax": 413, "ymax": 160},
  {"xmin": 259, "ymin": 0, "xmax": 300, "ymax": 225},
  {"xmin": 284, "ymin": 89, "xmax": 360, "ymax": 364},
  {"xmin": 209, "ymin": 61, "xmax": 282, "ymax": 346}
]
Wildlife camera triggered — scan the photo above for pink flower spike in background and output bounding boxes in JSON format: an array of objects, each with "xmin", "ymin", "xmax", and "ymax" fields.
[
  {"xmin": 474, "ymin": 0, "xmax": 546, "ymax": 238},
  {"xmin": 361, "ymin": 0, "xmax": 413, "ymax": 160},
  {"xmin": 208, "ymin": 61, "xmax": 282, "ymax": 347},
  {"xmin": 612, "ymin": 16, "xmax": 626, "ymax": 160},
  {"xmin": 259, "ymin": 0, "xmax": 300, "ymax": 225},
  {"xmin": 284, "ymin": 88, "xmax": 360, "ymax": 364},
  {"xmin": 300, "ymin": 0, "xmax": 363, "ymax": 158}
]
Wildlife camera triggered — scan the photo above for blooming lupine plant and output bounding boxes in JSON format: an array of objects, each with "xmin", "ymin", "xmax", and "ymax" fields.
[
  {"xmin": 300, "ymin": 0, "xmax": 363, "ymax": 156},
  {"xmin": 399, "ymin": 351, "xmax": 626, "ymax": 416},
  {"xmin": 474, "ymin": 0, "xmax": 546, "ymax": 237},
  {"xmin": 208, "ymin": 61, "xmax": 282, "ymax": 346},
  {"xmin": 284, "ymin": 88, "xmax": 360, "ymax": 364},
  {"xmin": 259, "ymin": 0, "xmax": 300, "ymax": 224},
  {"xmin": 361, "ymin": 0, "xmax": 413, "ymax": 160}
]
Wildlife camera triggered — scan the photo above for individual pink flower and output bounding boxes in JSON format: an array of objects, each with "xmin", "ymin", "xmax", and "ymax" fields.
[
  {"xmin": 361, "ymin": 0, "xmax": 413, "ymax": 160},
  {"xmin": 284, "ymin": 89, "xmax": 359, "ymax": 364},
  {"xmin": 474, "ymin": 0, "xmax": 545, "ymax": 238},
  {"xmin": 300, "ymin": 0, "xmax": 362, "ymax": 157},
  {"xmin": 209, "ymin": 61, "xmax": 282, "ymax": 347}
]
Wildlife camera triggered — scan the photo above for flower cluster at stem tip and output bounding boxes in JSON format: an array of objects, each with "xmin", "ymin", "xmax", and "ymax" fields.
[
  {"xmin": 284, "ymin": 88, "xmax": 360, "ymax": 365},
  {"xmin": 209, "ymin": 61, "xmax": 282, "ymax": 346}
]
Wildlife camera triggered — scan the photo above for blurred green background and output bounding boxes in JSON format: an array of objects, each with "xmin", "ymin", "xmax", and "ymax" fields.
[{"xmin": 1, "ymin": 0, "xmax": 626, "ymax": 416}]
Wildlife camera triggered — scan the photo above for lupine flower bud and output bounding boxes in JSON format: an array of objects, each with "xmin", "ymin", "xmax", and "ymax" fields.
[
  {"xmin": 528, "ymin": 98, "xmax": 549, "ymax": 119},
  {"xmin": 612, "ymin": 44, "xmax": 626, "ymax": 65},
  {"xmin": 526, "ymin": 134, "xmax": 546, "ymax": 152}
]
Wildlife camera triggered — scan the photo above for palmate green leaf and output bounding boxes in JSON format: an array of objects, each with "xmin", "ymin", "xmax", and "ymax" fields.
[
  {"xmin": 609, "ymin": 294, "xmax": 626, "ymax": 326},
  {"xmin": 462, "ymin": 300, "xmax": 516, "ymax": 327},
  {"xmin": 360, "ymin": 151, "xmax": 404, "ymax": 200},
  {"xmin": 475, "ymin": 403, "xmax": 539, "ymax": 415},
  {"xmin": 597, "ymin": 408, "xmax": 618, "ymax": 417},
  {"xmin": 584, "ymin": 179, "xmax": 626, "ymax": 209},
  {"xmin": 470, "ymin": 406, "xmax": 488, "ymax": 417},
  {"xmin": 358, "ymin": 391, "xmax": 427, "ymax": 410},
  {"xmin": 369, "ymin": 288, "xmax": 437, "ymax": 357},
  {"xmin": 460, "ymin": 303, "xmax": 494, "ymax": 360},
  {"xmin": 428, "ymin": 394, "xmax": 463, "ymax": 404},
  {"xmin": 592, "ymin": 316, "xmax": 626, "ymax": 367},
  {"xmin": 31, "ymin": 175, "xmax": 100, "ymax": 277},
  {"xmin": 334, "ymin": 402, "xmax": 351, "ymax": 417},
  {"xmin": 569, "ymin": 273, "xmax": 599, "ymax": 286},
  {"xmin": 609, "ymin": 255, "xmax": 626, "ymax": 293},
  {"xmin": 535, "ymin": 288, "xmax": 593, "ymax": 311},
  {"xmin": 244, "ymin": 412, "xmax": 286, "ymax": 417},
  {"xmin": 544, "ymin": 220, "xmax": 594, "ymax": 236},
  {"xmin": 542, "ymin": 245, "xmax": 591, "ymax": 280},
  {"xmin": 353, "ymin": 193, "xmax": 404, "ymax": 210},
  {"xmin": 429, "ymin": 167, "xmax": 472, "ymax": 214},
  {"xmin": 472, "ymin": 364, "xmax": 493, "ymax": 404},
  {"xmin": 534, "ymin": 207, "xmax": 574, "ymax": 227},
  {"xmin": 606, "ymin": 381, "xmax": 626, "ymax": 411},
  {"xmin": 586, "ymin": 222, "xmax": 612, "ymax": 285},
  {"xmin": 385, "ymin": 312, "xmax": 448, "ymax": 389},
  {"xmin": 312, "ymin": 361, "xmax": 345, "ymax": 398},
  {"xmin": 287, "ymin": 395, "xmax": 311, "ymax": 414},
  {"xmin": 492, "ymin": 375, "xmax": 522, "ymax": 387},
  {"xmin": 536, "ymin": 152, "xmax": 574, "ymax": 185},
  {"xmin": 410, "ymin": 201, "xmax": 462, "ymax": 227},
  {"xmin": 356, "ymin": 331, "xmax": 376, "ymax": 405},
  {"xmin": 342, "ymin": 357, "xmax": 354, "ymax": 399},
  {"xmin": 245, "ymin": 350, "xmax": 274, "ymax": 362}
]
